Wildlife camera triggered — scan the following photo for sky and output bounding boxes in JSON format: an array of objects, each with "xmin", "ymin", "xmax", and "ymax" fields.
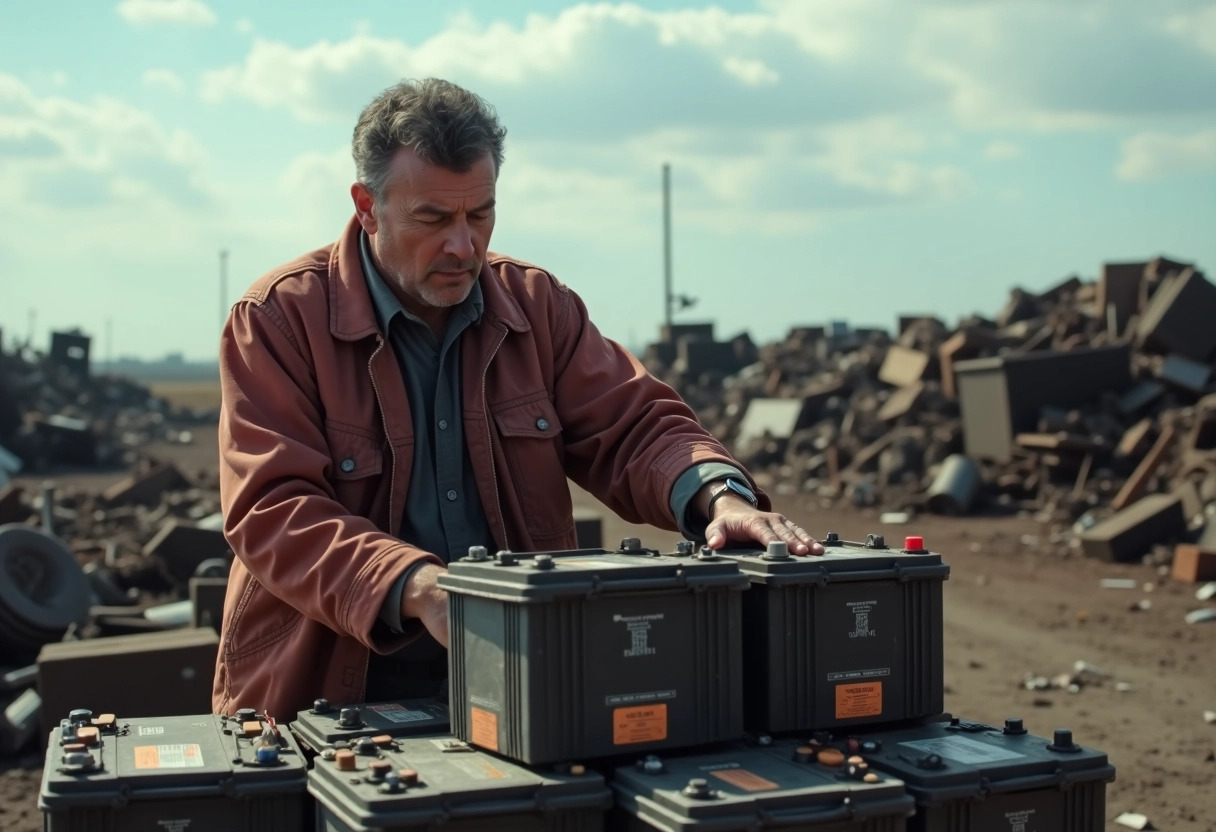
[{"xmin": 1, "ymin": 0, "xmax": 1214, "ymax": 361}]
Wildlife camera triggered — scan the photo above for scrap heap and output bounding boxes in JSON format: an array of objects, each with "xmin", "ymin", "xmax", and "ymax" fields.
[{"xmin": 643, "ymin": 255, "xmax": 1216, "ymax": 571}]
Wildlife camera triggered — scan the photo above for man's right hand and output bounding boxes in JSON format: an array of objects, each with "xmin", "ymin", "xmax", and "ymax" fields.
[{"xmin": 400, "ymin": 563, "xmax": 450, "ymax": 648}]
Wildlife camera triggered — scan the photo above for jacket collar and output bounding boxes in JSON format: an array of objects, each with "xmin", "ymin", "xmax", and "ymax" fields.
[{"xmin": 329, "ymin": 214, "xmax": 529, "ymax": 341}]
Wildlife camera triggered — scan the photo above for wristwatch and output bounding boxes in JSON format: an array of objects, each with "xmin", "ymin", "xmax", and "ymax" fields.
[{"xmin": 706, "ymin": 478, "xmax": 758, "ymax": 519}]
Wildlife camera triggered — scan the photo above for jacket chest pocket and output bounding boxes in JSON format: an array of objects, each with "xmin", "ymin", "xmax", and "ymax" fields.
[
  {"xmin": 491, "ymin": 397, "xmax": 571, "ymax": 537},
  {"xmin": 325, "ymin": 422, "xmax": 389, "ymax": 527}
]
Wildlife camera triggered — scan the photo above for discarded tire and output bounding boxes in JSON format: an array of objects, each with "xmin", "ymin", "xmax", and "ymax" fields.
[
  {"xmin": 0, "ymin": 524, "xmax": 90, "ymax": 662},
  {"xmin": 193, "ymin": 557, "xmax": 230, "ymax": 579}
]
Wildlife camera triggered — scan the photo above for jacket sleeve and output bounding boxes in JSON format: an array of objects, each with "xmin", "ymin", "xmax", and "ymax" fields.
[
  {"xmin": 218, "ymin": 296, "xmax": 441, "ymax": 651},
  {"xmin": 547, "ymin": 282, "xmax": 771, "ymax": 528}
]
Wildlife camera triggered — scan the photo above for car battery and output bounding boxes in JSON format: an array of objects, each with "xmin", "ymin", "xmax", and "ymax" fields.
[
  {"xmin": 609, "ymin": 739, "xmax": 915, "ymax": 831},
  {"xmin": 39, "ymin": 706, "xmax": 309, "ymax": 832},
  {"xmin": 829, "ymin": 715, "xmax": 1117, "ymax": 831},
  {"xmin": 436, "ymin": 542, "xmax": 749, "ymax": 765},
  {"xmin": 308, "ymin": 733, "xmax": 612, "ymax": 832},
  {"xmin": 290, "ymin": 697, "xmax": 450, "ymax": 755},
  {"xmin": 705, "ymin": 533, "xmax": 949, "ymax": 735}
]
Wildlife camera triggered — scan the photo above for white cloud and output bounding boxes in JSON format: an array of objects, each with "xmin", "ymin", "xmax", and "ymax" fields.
[
  {"xmin": 984, "ymin": 140, "xmax": 1022, "ymax": 160},
  {"xmin": 0, "ymin": 73, "xmax": 210, "ymax": 213},
  {"xmin": 722, "ymin": 56, "xmax": 780, "ymax": 86},
  {"xmin": 1167, "ymin": 4, "xmax": 1216, "ymax": 57},
  {"xmin": 116, "ymin": 0, "xmax": 216, "ymax": 26},
  {"xmin": 1116, "ymin": 129, "xmax": 1216, "ymax": 182},
  {"xmin": 142, "ymin": 68, "xmax": 184, "ymax": 93},
  {"xmin": 234, "ymin": 17, "xmax": 253, "ymax": 35}
]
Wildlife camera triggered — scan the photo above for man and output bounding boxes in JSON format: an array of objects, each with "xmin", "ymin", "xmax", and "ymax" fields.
[{"xmin": 213, "ymin": 78, "xmax": 821, "ymax": 719}]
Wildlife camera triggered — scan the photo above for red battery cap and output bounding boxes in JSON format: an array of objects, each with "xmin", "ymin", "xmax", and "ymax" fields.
[{"xmin": 904, "ymin": 536, "xmax": 924, "ymax": 551}]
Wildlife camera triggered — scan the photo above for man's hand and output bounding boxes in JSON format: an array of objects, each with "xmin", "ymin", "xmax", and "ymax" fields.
[
  {"xmin": 400, "ymin": 563, "xmax": 450, "ymax": 647},
  {"xmin": 697, "ymin": 487, "xmax": 824, "ymax": 556}
]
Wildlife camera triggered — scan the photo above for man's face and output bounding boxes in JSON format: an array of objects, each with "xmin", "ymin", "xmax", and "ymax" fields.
[{"xmin": 352, "ymin": 147, "xmax": 496, "ymax": 316}]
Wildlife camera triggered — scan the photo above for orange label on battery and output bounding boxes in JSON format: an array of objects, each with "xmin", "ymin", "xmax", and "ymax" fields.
[
  {"xmin": 613, "ymin": 704, "xmax": 667, "ymax": 745},
  {"xmin": 470, "ymin": 707, "xmax": 498, "ymax": 751},
  {"xmin": 835, "ymin": 682, "xmax": 883, "ymax": 719},
  {"xmin": 709, "ymin": 768, "xmax": 779, "ymax": 792}
]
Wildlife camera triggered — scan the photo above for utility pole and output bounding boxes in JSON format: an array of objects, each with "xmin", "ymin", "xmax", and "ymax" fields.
[
  {"xmin": 662, "ymin": 163, "xmax": 673, "ymax": 331},
  {"xmin": 219, "ymin": 249, "xmax": 229, "ymax": 332}
]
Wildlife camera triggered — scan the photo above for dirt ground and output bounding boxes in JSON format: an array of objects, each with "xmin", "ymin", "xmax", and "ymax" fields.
[{"xmin": 3, "ymin": 425, "xmax": 1213, "ymax": 831}]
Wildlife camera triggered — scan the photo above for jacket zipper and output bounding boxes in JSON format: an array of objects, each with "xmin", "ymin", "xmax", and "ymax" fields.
[
  {"xmin": 482, "ymin": 326, "xmax": 509, "ymax": 551},
  {"xmin": 360, "ymin": 335, "xmax": 394, "ymax": 702}
]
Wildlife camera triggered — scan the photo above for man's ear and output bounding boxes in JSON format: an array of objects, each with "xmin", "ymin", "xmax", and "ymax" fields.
[{"xmin": 351, "ymin": 183, "xmax": 378, "ymax": 235}]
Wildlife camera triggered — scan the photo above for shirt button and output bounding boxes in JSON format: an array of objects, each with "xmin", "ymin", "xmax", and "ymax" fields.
[
  {"xmin": 438, "ymin": 419, "xmax": 449, "ymax": 430},
  {"xmin": 536, "ymin": 418, "xmax": 550, "ymax": 431},
  {"xmin": 340, "ymin": 458, "xmax": 356, "ymax": 473},
  {"xmin": 446, "ymin": 489, "xmax": 458, "ymax": 501}
]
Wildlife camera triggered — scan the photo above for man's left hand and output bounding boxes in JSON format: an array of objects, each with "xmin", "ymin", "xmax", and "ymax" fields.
[{"xmin": 703, "ymin": 494, "xmax": 825, "ymax": 556}]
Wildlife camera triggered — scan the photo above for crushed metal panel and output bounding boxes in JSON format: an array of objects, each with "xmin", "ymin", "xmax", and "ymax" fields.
[
  {"xmin": 956, "ymin": 345, "xmax": 1132, "ymax": 463},
  {"xmin": 735, "ymin": 398, "xmax": 807, "ymax": 448},
  {"xmin": 1136, "ymin": 268, "xmax": 1216, "ymax": 361},
  {"xmin": 1079, "ymin": 493, "xmax": 1186, "ymax": 563},
  {"xmin": 1159, "ymin": 353, "xmax": 1211, "ymax": 393},
  {"xmin": 48, "ymin": 330, "xmax": 91, "ymax": 379},
  {"xmin": 878, "ymin": 345, "xmax": 933, "ymax": 387},
  {"xmin": 1098, "ymin": 261, "xmax": 1146, "ymax": 336},
  {"xmin": 36, "ymin": 627, "xmax": 219, "ymax": 736}
]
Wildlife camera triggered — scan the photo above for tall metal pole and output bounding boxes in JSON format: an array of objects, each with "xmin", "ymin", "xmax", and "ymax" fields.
[
  {"xmin": 662, "ymin": 163, "xmax": 672, "ymax": 330},
  {"xmin": 219, "ymin": 249, "xmax": 229, "ymax": 332}
]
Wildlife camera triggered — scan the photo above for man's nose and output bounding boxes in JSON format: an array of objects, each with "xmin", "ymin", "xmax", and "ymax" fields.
[{"xmin": 443, "ymin": 217, "xmax": 475, "ymax": 260}]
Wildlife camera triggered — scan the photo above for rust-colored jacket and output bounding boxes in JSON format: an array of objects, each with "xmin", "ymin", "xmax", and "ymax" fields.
[{"xmin": 212, "ymin": 216, "xmax": 766, "ymax": 719}]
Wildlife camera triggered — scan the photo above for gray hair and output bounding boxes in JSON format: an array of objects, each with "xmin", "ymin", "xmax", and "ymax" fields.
[{"xmin": 352, "ymin": 78, "xmax": 507, "ymax": 203}]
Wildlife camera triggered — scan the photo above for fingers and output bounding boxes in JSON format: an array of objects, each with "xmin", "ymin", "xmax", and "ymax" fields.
[{"xmin": 706, "ymin": 512, "xmax": 824, "ymax": 556}]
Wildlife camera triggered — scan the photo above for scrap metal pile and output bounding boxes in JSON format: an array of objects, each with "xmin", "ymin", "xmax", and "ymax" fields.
[
  {"xmin": 643, "ymin": 254, "xmax": 1216, "ymax": 572},
  {"xmin": 0, "ymin": 329, "xmax": 213, "ymax": 482}
]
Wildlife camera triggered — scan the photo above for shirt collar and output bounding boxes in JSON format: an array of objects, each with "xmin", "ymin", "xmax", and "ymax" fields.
[{"xmin": 358, "ymin": 229, "xmax": 484, "ymax": 334}]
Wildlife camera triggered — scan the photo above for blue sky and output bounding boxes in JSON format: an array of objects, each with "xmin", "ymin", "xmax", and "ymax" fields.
[{"xmin": 2, "ymin": 0, "xmax": 1214, "ymax": 361}]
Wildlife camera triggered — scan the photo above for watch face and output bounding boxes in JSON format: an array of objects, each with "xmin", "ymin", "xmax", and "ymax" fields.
[{"xmin": 727, "ymin": 478, "xmax": 757, "ymax": 504}]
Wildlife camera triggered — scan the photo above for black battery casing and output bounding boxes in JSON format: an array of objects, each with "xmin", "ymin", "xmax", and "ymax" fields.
[
  {"xmin": 609, "ymin": 738, "xmax": 915, "ymax": 831},
  {"xmin": 714, "ymin": 535, "xmax": 948, "ymax": 735},
  {"xmin": 807, "ymin": 715, "xmax": 1117, "ymax": 832},
  {"xmin": 437, "ymin": 547, "xmax": 748, "ymax": 765},
  {"xmin": 308, "ymin": 733, "xmax": 611, "ymax": 832},
  {"xmin": 39, "ymin": 709, "xmax": 308, "ymax": 832}
]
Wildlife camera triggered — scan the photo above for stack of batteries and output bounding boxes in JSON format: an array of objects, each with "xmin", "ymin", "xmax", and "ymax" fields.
[{"xmin": 37, "ymin": 533, "xmax": 1118, "ymax": 831}]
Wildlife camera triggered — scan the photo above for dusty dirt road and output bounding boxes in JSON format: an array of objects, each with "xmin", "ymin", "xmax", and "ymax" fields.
[{"xmin": 3, "ymin": 428, "xmax": 1213, "ymax": 831}]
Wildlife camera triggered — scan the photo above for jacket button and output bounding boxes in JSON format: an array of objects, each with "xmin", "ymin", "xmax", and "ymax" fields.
[
  {"xmin": 536, "ymin": 418, "xmax": 550, "ymax": 431},
  {"xmin": 340, "ymin": 458, "xmax": 356, "ymax": 473},
  {"xmin": 446, "ymin": 490, "xmax": 458, "ymax": 501}
]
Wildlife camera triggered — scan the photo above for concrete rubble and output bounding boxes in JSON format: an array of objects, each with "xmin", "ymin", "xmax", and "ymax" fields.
[{"xmin": 644, "ymin": 255, "xmax": 1216, "ymax": 567}]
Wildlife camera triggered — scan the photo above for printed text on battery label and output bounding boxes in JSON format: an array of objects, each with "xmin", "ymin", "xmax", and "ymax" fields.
[
  {"xmin": 898, "ymin": 735, "xmax": 1027, "ymax": 764},
  {"xmin": 846, "ymin": 600, "xmax": 877, "ymax": 639},
  {"xmin": 835, "ymin": 682, "xmax": 883, "ymax": 718},
  {"xmin": 368, "ymin": 704, "xmax": 435, "ymax": 723},
  {"xmin": 613, "ymin": 704, "xmax": 668, "ymax": 745},
  {"xmin": 133, "ymin": 744, "xmax": 205, "ymax": 769},
  {"xmin": 615, "ymin": 613, "xmax": 663, "ymax": 658}
]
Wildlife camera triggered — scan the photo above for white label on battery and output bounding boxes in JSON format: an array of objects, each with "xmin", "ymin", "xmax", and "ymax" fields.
[
  {"xmin": 846, "ymin": 600, "xmax": 877, "ymax": 639},
  {"xmin": 614, "ymin": 613, "xmax": 663, "ymax": 657},
  {"xmin": 157, "ymin": 821, "xmax": 191, "ymax": 832},
  {"xmin": 134, "ymin": 744, "xmax": 205, "ymax": 769},
  {"xmin": 898, "ymin": 735, "xmax": 1026, "ymax": 765},
  {"xmin": 138, "ymin": 726, "xmax": 164, "ymax": 736},
  {"xmin": 826, "ymin": 668, "xmax": 890, "ymax": 681},
  {"xmin": 366, "ymin": 703, "xmax": 435, "ymax": 723},
  {"xmin": 605, "ymin": 689, "xmax": 676, "ymax": 706}
]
